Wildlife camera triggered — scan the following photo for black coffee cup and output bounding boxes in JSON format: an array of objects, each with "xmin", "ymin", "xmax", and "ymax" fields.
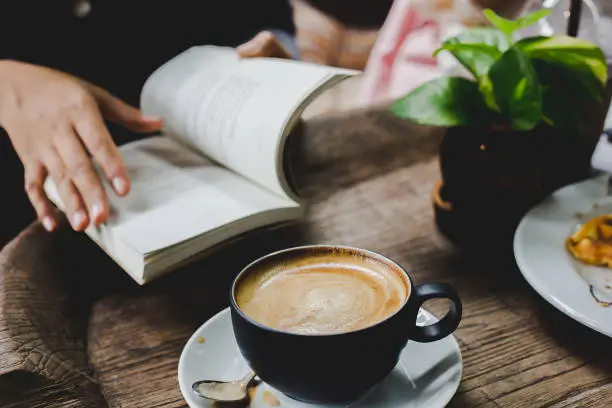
[{"xmin": 230, "ymin": 245, "xmax": 462, "ymax": 404}]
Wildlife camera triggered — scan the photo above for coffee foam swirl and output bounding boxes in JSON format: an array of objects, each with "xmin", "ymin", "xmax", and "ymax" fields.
[{"xmin": 236, "ymin": 253, "xmax": 409, "ymax": 335}]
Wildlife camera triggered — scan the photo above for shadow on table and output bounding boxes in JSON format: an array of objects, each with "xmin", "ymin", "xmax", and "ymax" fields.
[
  {"xmin": 0, "ymin": 370, "xmax": 106, "ymax": 408},
  {"xmin": 534, "ymin": 296, "xmax": 612, "ymax": 371},
  {"xmin": 433, "ymin": 247, "xmax": 612, "ymax": 407}
]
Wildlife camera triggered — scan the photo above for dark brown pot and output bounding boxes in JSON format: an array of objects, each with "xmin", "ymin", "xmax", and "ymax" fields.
[{"xmin": 433, "ymin": 125, "xmax": 593, "ymax": 254}]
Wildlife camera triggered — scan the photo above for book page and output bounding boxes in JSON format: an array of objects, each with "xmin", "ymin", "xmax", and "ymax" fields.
[
  {"xmin": 140, "ymin": 46, "xmax": 356, "ymax": 200},
  {"xmin": 47, "ymin": 136, "xmax": 300, "ymax": 255}
]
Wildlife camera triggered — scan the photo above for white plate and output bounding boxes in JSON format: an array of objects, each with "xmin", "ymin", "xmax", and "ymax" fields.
[
  {"xmin": 514, "ymin": 176, "xmax": 612, "ymax": 338},
  {"xmin": 178, "ymin": 307, "xmax": 463, "ymax": 408}
]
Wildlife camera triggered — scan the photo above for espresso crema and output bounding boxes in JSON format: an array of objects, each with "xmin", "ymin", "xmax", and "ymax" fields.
[{"xmin": 235, "ymin": 251, "xmax": 410, "ymax": 335}]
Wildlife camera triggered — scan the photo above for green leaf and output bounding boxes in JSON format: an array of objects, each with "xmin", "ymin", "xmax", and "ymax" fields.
[
  {"xmin": 435, "ymin": 43, "xmax": 500, "ymax": 57},
  {"xmin": 390, "ymin": 77, "xmax": 491, "ymax": 127},
  {"xmin": 435, "ymin": 43, "xmax": 501, "ymax": 79},
  {"xmin": 532, "ymin": 59, "xmax": 587, "ymax": 134},
  {"xmin": 487, "ymin": 47, "xmax": 543, "ymax": 130},
  {"xmin": 478, "ymin": 75, "xmax": 500, "ymax": 112},
  {"xmin": 515, "ymin": 8, "xmax": 551, "ymax": 30},
  {"xmin": 483, "ymin": 8, "xmax": 551, "ymax": 39},
  {"xmin": 435, "ymin": 28, "xmax": 508, "ymax": 79},
  {"xmin": 483, "ymin": 9, "xmax": 519, "ymax": 38},
  {"xmin": 438, "ymin": 27, "xmax": 510, "ymax": 52},
  {"xmin": 516, "ymin": 35, "xmax": 607, "ymax": 101}
]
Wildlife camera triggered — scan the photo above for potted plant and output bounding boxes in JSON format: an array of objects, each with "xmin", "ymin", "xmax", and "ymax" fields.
[{"xmin": 390, "ymin": 8, "xmax": 609, "ymax": 252}]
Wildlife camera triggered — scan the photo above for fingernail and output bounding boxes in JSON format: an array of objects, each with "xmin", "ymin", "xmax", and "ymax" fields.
[
  {"xmin": 42, "ymin": 216, "xmax": 55, "ymax": 232},
  {"xmin": 91, "ymin": 203, "xmax": 104, "ymax": 222},
  {"xmin": 72, "ymin": 211, "xmax": 87, "ymax": 230},
  {"xmin": 141, "ymin": 115, "xmax": 162, "ymax": 122},
  {"xmin": 112, "ymin": 177, "xmax": 128, "ymax": 195}
]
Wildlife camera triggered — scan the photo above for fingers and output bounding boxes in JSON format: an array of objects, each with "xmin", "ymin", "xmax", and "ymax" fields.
[
  {"xmin": 25, "ymin": 104, "xmax": 117, "ymax": 232},
  {"xmin": 55, "ymin": 121, "xmax": 110, "ymax": 226},
  {"xmin": 2, "ymin": 66, "xmax": 151, "ymax": 234},
  {"xmin": 71, "ymin": 96, "xmax": 131, "ymax": 198},
  {"xmin": 89, "ymin": 84, "xmax": 164, "ymax": 133},
  {"xmin": 40, "ymin": 90, "xmax": 135, "ymax": 232},
  {"xmin": 41, "ymin": 144, "xmax": 89, "ymax": 231},
  {"xmin": 237, "ymin": 31, "xmax": 291, "ymax": 59},
  {"xmin": 23, "ymin": 160, "xmax": 57, "ymax": 231}
]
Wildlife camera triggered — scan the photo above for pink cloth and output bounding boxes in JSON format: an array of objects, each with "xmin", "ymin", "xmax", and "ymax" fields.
[{"xmin": 358, "ymin": 0, "xmax": 486, "ymax": 106}]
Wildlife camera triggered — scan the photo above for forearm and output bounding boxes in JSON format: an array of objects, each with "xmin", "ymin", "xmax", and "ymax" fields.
[
  {"xmin": 0, "ymin": 60, "xmax": 17, "ymax": 128},
  {"xmin": 0, "ymin": 60, "xmax": 33, "ymax": 128},
  {"xmin": 0, "ymin": 59, "xmax": 15, "ymax": 89}
]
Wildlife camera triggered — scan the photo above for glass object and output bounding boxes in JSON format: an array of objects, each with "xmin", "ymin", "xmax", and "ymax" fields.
[{"xmin": 521, "ymin": 0, "xmax": 601, "ymax": 42}]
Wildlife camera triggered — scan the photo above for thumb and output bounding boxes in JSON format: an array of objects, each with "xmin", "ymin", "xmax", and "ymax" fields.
[
  {"xmin": 88, "ymin": 85, "xmax": 164, "ymax": 133},
  {"xmin": 237, "ymin": 31, "xmax": 291, "ymax": 59}
]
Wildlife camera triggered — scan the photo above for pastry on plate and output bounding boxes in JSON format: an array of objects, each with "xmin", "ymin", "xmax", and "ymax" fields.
[{"xmin": 566, "ymin": 215, "xmax": 612, "ymax": 267}]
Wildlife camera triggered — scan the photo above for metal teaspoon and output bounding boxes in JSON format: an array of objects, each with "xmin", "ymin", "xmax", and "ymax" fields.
[{"xmin": 192, "ymin": 370, "xmax": 257, "ymax": 402}]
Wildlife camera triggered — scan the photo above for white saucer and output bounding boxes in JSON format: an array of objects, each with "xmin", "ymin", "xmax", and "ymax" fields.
[
  {"xmin": 178, "ymin": 308, "xmax": 462, "ymax": 408},
  {"xmin": 514, "ymin": 176, "xmax": 612, "ymax": 338}
]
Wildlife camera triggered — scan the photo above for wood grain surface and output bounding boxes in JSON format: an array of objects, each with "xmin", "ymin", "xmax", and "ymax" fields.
[
  {"xmin": 1, "ymin": 105, "xmax": 612, "ymax": 408},
  {"xmin": 2, "ymin": 3, "xmax": 612, "ymax": 407}
]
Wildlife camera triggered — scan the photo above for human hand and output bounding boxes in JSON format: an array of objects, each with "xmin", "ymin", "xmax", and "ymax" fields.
[
  {"xmin": 237, "ymin": 31, "xmax": 293, "ymax": 59},
  {"xmin": 0, "ymin": 61, "xmax": 163, "ymax": 232}
]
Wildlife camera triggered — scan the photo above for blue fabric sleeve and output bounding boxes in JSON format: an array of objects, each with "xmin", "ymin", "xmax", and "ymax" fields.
[{"xmin": 268, "ymin": 29, "xmax": 300, "ymax": 60}]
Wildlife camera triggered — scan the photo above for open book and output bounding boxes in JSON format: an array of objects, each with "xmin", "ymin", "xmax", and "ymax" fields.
[{"xmin": 44, "ymin": 46, "xmax": 356, "ymax": 284}]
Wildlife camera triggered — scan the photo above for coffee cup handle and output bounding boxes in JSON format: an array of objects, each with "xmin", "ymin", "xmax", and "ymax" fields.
[{"xmin": 409, "ymin": 283, "xmax": 462, "ymax": 343}]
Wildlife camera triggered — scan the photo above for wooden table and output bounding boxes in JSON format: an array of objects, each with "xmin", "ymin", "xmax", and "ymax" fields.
[{"xmin": 1, "ymin": 108, "xmax": 612, "ymax": 408}]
